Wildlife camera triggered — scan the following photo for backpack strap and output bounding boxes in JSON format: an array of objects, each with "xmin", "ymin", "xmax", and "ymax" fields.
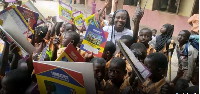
[{"xmin": 183, "ymin": 42, "xmax": 189, "ymax": 56}]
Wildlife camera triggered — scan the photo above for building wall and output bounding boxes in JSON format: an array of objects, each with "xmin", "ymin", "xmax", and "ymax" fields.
[
  {"xmin": 86, "ymin": 0, "xmax": 192, "ymax": 36},
  {"xmin": 178, "ymin": 0, "xmax": 195, "ymax": 17}
]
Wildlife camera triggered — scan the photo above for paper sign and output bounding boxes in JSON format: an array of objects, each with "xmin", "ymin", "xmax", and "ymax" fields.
[
  {"xmin": 83, "ymin": 14, "xmax": 99, "ymax": 30},
  {"xmin": 33, "ymin": 62, "xmax": 87, "ymax": 94},
  {"xmin": 16, "ymin": 6, "xmax": 39, "ymax": 30},
  {"xmin": 118, "ymin": 40, "xmax": 151, "ymax": 80},
  {"xmin": 73, "ymin": 11, "xmax": 84, "ymax": 27},
  {"xmin": 80, "ymin": 25, "xmax": 108, "ymax": 57},
  {"xmin": 59, "ymin": 0, "xmax": 72, "ymax": 21},
  {"xmin": 34, "ymin": 61, "xmax": 96, "ymax": 94},
  {"xmin": 56, "ymin": 43, "xmax": 85, "ymax": 62},
  {"xmin": 0, "ymin": 5, "xmax": 34, "ymax": 37},
  {"xmin": 1, "ymin": 13, "xmax": 35, "ymax": 56},
  {"xmin": 22, "ymin": 1, "xmax": 46, "ymax": 25}
]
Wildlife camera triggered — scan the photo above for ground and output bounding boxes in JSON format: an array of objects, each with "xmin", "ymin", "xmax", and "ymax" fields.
[{"xmin": 0, "ymin": 0, "xmax": 182, "ymax": 83}]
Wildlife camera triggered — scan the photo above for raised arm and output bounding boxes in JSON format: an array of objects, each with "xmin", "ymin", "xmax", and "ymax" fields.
[
  {"xmin": 9, "ymin": 43, "xmax": 21, "ymax": 70},
  {"xmin": 0, "ymin": 35, "xmax": 9, "ymax": 76},
  {"xmin": 51, "ymin": 37, "xmax": 60, "ymax": 61},
  {"xmin": 97, "ymin": 0, "xmax": 110, "ymax": 21},
  {"xmin": 132, "ymin": 2, "xmax": 144, "ymax": 43}
]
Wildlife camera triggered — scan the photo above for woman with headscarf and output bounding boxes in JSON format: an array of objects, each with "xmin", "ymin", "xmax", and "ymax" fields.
[{"xmin": 155, "ymin": 24, "xmax": 175, "ymax": 57}]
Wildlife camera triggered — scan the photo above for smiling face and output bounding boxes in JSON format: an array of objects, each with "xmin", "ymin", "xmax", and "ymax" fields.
[
  {"xmin": 108, "ymin": 62, "xmax": 126, "ymax": 85},
  {"xmin": 139, "ymin": 29, "xmax": 152, "ymax": 45},
  {"xmin": 114, "ymin": 11, "xmax": 127, "ymax": 32}
]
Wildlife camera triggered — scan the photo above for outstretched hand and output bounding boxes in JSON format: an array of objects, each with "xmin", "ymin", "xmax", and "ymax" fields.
[
  {"xmin": 9, "ymin": 42, "xmax": 20, "ymax": 54},
  {"xmin": 132, "ymin": 2, "xmax": 144, "ymax": 22},
  {"xmin": 105, "ymin": 0, "xmax": 111, "ymax": 8}
]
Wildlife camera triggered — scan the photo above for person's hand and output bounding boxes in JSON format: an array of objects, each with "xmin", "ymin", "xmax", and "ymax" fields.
[
  {"xmin": 9, "ymin": 42, "xmax": 20, "ymax": 54},
  {"xmin": 53, "ymin": 36, "xmax": 60, "ymax": 49},
  {"xmin": 78, "ymin": 26, "xmax": 86, "ymax": 34},
  {"xmin": 105, "ymin": 0, "xmax": 111, "ymax": 8},
  {"xmin": 161, "ymin": 82, "xmax": 174, "ymax": 94},
  {"xmin": 176, "ymin": 66, "xmax": 184, "ymax": 78},
  {"xmin": 84, "ymin": 52, "xmax": 94, "ymax": 62},
  {"xmin": 132, "ymin": 2, "xmax": 144, "ymax": 22},
  {"xmin": 115, "ymin": 0, "xmax": 118, "ymax": 4}
]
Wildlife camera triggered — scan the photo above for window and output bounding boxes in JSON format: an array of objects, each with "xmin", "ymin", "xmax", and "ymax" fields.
[
  {"xmin": 124, "ymin": 0, "xmax": 139, "ymax": 6},
  {"xmin": 152, "ymin": 0, "xmax": 181, "ymax": 14},
  {"xmin": 191, "ymin": 0, "xmax": 199, "ymax": 16}
]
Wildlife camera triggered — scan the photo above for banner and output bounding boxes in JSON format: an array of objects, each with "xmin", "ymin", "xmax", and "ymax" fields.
[
  {"xmin": 16, "ymin": 6, "xmax": 39, "ymax": 30},
  {"xmin": 59, "ymin": 0, "xmax": 72, "ymax": 21},
  {"xmin": 56, "ymin": 43, "xmax": 85, "ymax": 62},
  {"xmin": 80, "ymin": 25, "xmax": 108, "ymax": 57},
  {"xmin": 33, "ymin": 62, "xmax": 87, "ymax": 94}
]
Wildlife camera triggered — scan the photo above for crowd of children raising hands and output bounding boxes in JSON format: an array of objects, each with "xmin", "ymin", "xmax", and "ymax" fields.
[{"xmin": 0, "ymin": 0, "xmax": 198, "ymax": 94}]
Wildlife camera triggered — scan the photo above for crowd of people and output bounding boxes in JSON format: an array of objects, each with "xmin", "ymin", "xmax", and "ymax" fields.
[{"xmin": 0, "ymin": 0, "xmax": 198, "ymax": 94}]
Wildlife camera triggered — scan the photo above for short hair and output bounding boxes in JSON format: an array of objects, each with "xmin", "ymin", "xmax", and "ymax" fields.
[
  {"xmin": 146, "ymin": 53, "xmax": 168, "ymax": 69},
  {"xmin": 4, "ymin": 69, "xmax": 31, "ymax": 90},
  {"xmin": 181, "ymin": 30, "xmax": 191, "ymax": 39},
  {"xmin": 140, "ymin": 28, "xmax": 152, "ymax": 36},
  {"xmin": 104, "ymin": 41, "xmax": 116, "ymax": 55},
  {"xmin": 152, "ymin": 29, "xmax": 157, "ymax": 32},
  {"xmin": 90, "ymin": 57, "xmax": 106, "ymax": 66},
  {"xmin": 64, "ymin": 31, "xmax": 80, "ymax": 47},
  {"xmin": 175, "ymin": 79, "xmax": 189, "ymax": 93},
  {"xmin": 130, "ymin": 43, "xmax": 147, "ymax": 51},
  {"xmin": 110, "ymin": 57, "xmax": 126, "ymax": 70},
  {"xmin": 185, "ymin": 86, "xmax": 199, "ymax": 94},
  {"xmin": 120, "ymin": 35, "xmax": 133, "ymax": 42},
  {"xmin": 36, "ymin": 26, "xmax": 48, "ymax": 38}
]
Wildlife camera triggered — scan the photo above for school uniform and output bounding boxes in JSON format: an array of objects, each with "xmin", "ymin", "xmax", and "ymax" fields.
[
  {"xmin": 147, "ymin": 45, "xmax": 156, "ymax": 55},
  {"xmin": 104, "ymin": 77, "xmax": 131, "ymax": 94},
  {"xmin": 176, "ymin": 44, "xmax": 198, "ymax": 81},
  {"xmin": 142, "ymin": 77, "xmax": 166, "ymax": 94}
]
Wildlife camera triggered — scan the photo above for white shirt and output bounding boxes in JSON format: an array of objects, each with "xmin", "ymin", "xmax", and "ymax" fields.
[
  {"xmin": 149, "ymin": 36, "xmax": 156, "ymax": 49},
  {"xmin": 103, "ymin": 26, "xmax": 133, "ymax": 44}
]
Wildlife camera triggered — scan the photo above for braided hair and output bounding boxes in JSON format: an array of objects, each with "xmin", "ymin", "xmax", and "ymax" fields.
[{"xmin": 111, "ymin": 9, "xmax": 131, "ymax": 44}]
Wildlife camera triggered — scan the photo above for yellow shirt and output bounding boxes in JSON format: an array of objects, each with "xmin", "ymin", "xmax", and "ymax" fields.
[
  {"xmin": 147, "ymin": 45, "xmax": 156, "ymax": 55},
  {"xmin": 142, "ymin": 77, "xmax": 166, "ymax": 94}
]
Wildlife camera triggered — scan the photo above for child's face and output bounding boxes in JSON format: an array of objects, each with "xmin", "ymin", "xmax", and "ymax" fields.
[
  {"xmin": 160, "ymin": 26, "xmax": 167, "ymax": 34},
  {"xmin": 1, "ymin": 77, "xmax": 17, "ymax": 94},
  {"xmin": 35, "ymin": 33, "xmax": 43, "ymax": 43},
  {"xmin": 152, "ymin": 30, "xmax": 157, "ymax": 36},
  {"xmin": 62, "ymin": 33, "xmax": 72, "ymax": 47},
  {"xmin": 108, "ymin": 63, "xmax": 126, "ymax": 84},
  {"xmin": 139, "ymin": 30, "xmax": 152, "ymax": 44},
  {"xmin": 114, "ymin": 11, "xmax": 127, "ymax": 31},
  {"xmin": 144, "ymin": 58, "xmax": 158, "ymax": 79},
  {"xmin": 108, "ymin": 15, "xmax": 113, "ymax": 25},
  {"xmin": 177, "ymin": 31, "xmax": 188, "ymax": 44},
  {"xmin": 93, "ymin": 63, "xmax": 105, "ymax": 82}
]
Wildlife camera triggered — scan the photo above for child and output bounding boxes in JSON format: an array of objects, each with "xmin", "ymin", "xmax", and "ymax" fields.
[
  {"xmin": 141, "ymin": 53, "xmax": 168, "ymax": 94},
  {"xmin": 104, "ymin": 57, "xmax": 135, "ymax": 94},
  {"xmin": 155, "ymin": 24, "xmax": 174, "ymax": 53},
  {"xmin": 1, "ymin": 69, "xmax": 32, "ymax": 94},
  {"xmin": 90, "ymin": 57, "xmax": 106, "ymax": 94},
  {"xmin": 152, "ymin": 29, "xmax": 157, "ymax": 37},
  {"xmin": 176, "ymin": 30, "xmax": 198, "ymax": 83},
  {"xmin": 52, "ymin": 31, "xmax": 80, "ymax": 61},
  {"xmin": 102, "ymin": 41, "xmax": 116, "ymax": 62},
  {"xmin": 175, "ymin": 79, "xmax": 189, "ymax": 93},
  {"xmin": 130, "ymin": 43, "xmax": 147, "ymax": 63},
  {"xmin": 138, "ymin": 28, "xmax": 156, "ymax": 55}
]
